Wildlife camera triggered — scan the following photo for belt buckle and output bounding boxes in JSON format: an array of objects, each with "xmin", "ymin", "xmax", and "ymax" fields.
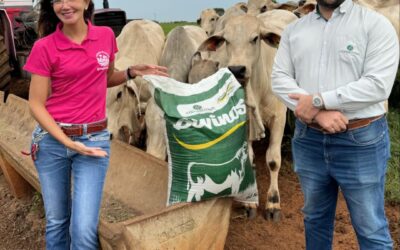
[{"xmin": 59, "ymin": 122, "xmax": 73, "ymax": 127}]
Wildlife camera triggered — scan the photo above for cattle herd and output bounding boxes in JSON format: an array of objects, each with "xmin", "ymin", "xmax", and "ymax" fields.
[{"xmin": 106, "ymin": 0, "xmax": 400, "ymax": 220}]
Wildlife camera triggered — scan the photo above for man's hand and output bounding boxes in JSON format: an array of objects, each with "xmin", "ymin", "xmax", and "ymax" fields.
[
  {"xmin": 314, "ymin": 110, "xmax": 349, "ymax": 134},
  {"xmin": 289, "ymin": 93, "xmax": 319, "ymax": 123}
]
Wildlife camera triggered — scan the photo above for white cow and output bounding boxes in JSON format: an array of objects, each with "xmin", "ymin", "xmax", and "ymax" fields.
[
  {"xmin": 197, "ymin": 8, "xmax": 224, "ymax": 36},
  {"xmin": 198, "ymin": 13, "xmax": 297, "ymax": 221},
  {"xmin": 107, "ymin": 20, "xmax": 165, "ymax": 145},
  {"xmin": 247, "ymin": 0, "xmax": 299, "ymax": 16},
  {"xmin": 187, "ymin": 142, "xmax": 249, "ymax": 202},
  {"xmin": 145, "ymin": 26, "xmax": 208, "ymax": 159},
  {"xmin": 159, "ymin": 26, "xmax": 208, "ymax": 82},
  {"xmin": 214, "ymin": 3, "xmax": 248, "ymax": 34},
  {"xmin": 188, "ymin": 52, "xmax": 219, "ymax": 84}
]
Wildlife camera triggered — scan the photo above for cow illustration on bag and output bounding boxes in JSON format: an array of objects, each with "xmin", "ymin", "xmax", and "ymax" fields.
[{"xmin": 186, "ymin": 142, "xmax": 248, "ymax": 202}]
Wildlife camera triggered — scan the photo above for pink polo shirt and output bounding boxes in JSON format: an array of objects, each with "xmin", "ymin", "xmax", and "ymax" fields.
[{"xmin": 24, "ymin": 21, "xmax": 118, "ymax": 124}]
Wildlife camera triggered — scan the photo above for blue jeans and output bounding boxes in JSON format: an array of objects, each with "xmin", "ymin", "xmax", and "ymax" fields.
[
  {"xmin": 292, "ymin": 116, "xmax": 393, "ymax": 250},
  {"xmin": 32, "ymin": 125, "xmax": 110, "ymax": 250}
]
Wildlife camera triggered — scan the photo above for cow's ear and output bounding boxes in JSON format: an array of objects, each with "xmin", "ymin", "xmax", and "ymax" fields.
[
  {"xmin": 302, "ymin": 3, "xmax": 316, "ymax": 14},
  {"xmin": 241, "ymin": 5, "xmax": 248, "ymax": 13},
  {"xmin": 277, "ymin": 3, "xmax": 298, "ymax": 12},
  {"xmin": 214, "ymin": 8, "xmax": 225, "ymax": 16},
  {"xmin": 198, "ymin": 33, "xmax": 225, "ymax": 52},
  {"xmin": 197, "ymin": 18, "xmax": 201, "ymax": 25},
  {"xmin": 191, "ymin": 51, "xmax": 202, "ymax": 67},
  {"xmin": 261, "ymin": 31, "xmax": 281, "ymax": 48}
]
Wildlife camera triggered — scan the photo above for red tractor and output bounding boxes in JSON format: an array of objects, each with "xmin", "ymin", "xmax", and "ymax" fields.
[{"xmin": 0, "ymin": 0, "xmax": 126, "ymax": 101}]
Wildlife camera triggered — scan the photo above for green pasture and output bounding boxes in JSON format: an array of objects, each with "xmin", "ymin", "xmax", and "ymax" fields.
[{"xmin": 160, "ymin": 21, "xmax": 197, "ymax": 35}]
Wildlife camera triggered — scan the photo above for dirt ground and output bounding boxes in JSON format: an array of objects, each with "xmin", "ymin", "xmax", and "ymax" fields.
[{"xmin": 0, "ymin": 137, "xmax": 399, "ymax": 249}]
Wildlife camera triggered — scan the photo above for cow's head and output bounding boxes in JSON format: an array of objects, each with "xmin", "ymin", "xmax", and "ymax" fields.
[
  {"xmin": 234, "ymin": 2, "xmax": 248, "ymax": 13},
  {"xmin": 198, "ymin": 8, "xmax": 224, "ymax": 36},
  {"xmin": 198, "ymin": 15, "xmax": 281, "ymax": 85},
  {"xmin": 293, "ymin": 0, "xmax": 316, "ymax": 17},
  {"xmin": 106, "ymin": 83, "xmax": 141, "ymax": 145},
  {"xmin": 188, "ymin": 52, "xmax": 219, "ymax": 84},
  {"xmin": 247, "ymin": 0, "xmax": 269, "ymax": 15}
]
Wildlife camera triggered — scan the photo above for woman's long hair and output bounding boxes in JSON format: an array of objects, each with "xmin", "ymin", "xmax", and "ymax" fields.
[{"xmin": 38, "ymin": 0, "xmax": 95, "ymax": 38}]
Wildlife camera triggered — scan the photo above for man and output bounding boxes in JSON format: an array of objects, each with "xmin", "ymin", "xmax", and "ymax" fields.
[{"xmin": 271, "ymin": 0, "xmax": 399, "ymax": 249}]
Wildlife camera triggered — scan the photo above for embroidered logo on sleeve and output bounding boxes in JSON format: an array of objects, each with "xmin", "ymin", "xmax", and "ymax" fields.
[{"xmin": 96, "ymin": 51, "xmax": 110, "ymax": 71}]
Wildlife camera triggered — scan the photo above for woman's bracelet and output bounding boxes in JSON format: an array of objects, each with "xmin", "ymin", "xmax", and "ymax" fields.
[{"xmin": 126, "ymin": 67, "xmax": 135, "ymax": 80}]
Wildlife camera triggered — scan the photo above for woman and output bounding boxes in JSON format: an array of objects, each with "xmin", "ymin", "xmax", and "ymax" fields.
[{"xmin": 24, "ymin": 0, "xmax": 168, "ymax": 249}]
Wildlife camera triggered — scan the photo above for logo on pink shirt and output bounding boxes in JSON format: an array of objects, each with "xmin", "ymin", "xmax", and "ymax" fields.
[{"xmin": 96, "ymin": 51, "xmax": 110, "ymax": 71}]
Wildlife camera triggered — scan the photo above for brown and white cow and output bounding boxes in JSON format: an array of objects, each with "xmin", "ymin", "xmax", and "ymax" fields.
[
  {"xmin": 107, "ymin": 20, "xmax": 164, "ymax": 145},
  {"xmin": 198, "ymin": 12, "xmax": 297, "ymax": 220}
]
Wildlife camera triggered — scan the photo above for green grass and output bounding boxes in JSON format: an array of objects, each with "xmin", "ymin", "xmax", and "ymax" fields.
[
  {"xmin": 386, "ymin": 109, "xmax": 400, "ymax": 204},
  {"xmin": 159, "ymin": 21, "xmax": 197, "ymax": 35}
]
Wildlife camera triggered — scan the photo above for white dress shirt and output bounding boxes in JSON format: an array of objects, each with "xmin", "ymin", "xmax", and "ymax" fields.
[{"xmin": 271, "ymin": 0, "xmax": 399, "ymax": 119}]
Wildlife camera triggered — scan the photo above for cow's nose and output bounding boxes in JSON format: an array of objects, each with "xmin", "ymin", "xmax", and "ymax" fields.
[
  {"xmin": 228, "ymin": 66, "xmax": 246, "ymax": 79},
  {"xmin": 206, "ymin": 31, "xmax": 209, "ymax": 36}
]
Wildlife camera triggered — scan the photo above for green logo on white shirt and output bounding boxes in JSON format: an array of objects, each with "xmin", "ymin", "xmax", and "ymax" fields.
[{"xmin": 347, "ymin": 45, "xmax": 353, "ymax": 51}]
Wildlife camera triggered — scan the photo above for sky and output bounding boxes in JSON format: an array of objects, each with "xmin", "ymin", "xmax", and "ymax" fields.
[{"xmin": 93, "ymin": 0, "xmax": 291, "ymax": 22}]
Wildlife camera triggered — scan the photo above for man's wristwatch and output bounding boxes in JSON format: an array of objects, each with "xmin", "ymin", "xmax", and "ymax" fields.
[{"xmin": 312, "ymin": 94, "xmax": 325, "ymax": 109}]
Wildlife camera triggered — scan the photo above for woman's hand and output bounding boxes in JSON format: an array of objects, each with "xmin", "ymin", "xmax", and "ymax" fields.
[
  {"xmin": 67, "ymin": 141, "xmax": 108, "ymax": 158},
  {"xmin": 129, "ymin": 64, "xmax": 169, "ymax": 78}
]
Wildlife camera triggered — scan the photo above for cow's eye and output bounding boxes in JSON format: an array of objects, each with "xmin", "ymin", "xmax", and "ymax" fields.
[
  {"xmin": 252, "ymin": 36, "xmax": 259, "ymax": 44},
  {"xmin": 117, "ymin": 91, "xmax": 122, "ymax": 99},
  {"xmin": 260, "ymin": 5, "xmax": 267, "ymax": 13}
]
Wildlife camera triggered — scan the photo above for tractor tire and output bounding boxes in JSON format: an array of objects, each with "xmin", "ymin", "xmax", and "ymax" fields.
[{"xmin": 0, "ymin": 34, "xmax": 12, "ymax": 91}]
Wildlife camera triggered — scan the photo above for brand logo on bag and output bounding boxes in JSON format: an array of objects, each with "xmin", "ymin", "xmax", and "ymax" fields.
[
  {"xmin": 174, "ymin": 99, "xmax": 246, "ymax": 131},
  {"xmin": 96, "ymin": 51, "xmax": 110, "ymax": 71},
  {"xmin": 193, "ymin": 105, "xmax": 202, "ymax": 110}
]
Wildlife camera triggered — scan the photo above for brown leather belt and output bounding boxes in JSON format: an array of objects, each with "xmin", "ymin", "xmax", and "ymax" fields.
[
  {"xmin": 60, "ymin": 119, "xmax": 108, "ymax": 137},
  {"xmin": 308, "ymin": 115, "xmax": 383, "ymax": 132}
]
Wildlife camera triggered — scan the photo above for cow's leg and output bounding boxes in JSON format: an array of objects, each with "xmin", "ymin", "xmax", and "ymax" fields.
[
  {"xmin": 247, "ymin": 140, "xmax": 255, "ymax": 166},
  {"xmin": 264, "ymin": 112, "xmax": 286, "ymax": 222},
  {"xmin": 145, "ymin": 99, "xmax": 167, "ymax": 160}
]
